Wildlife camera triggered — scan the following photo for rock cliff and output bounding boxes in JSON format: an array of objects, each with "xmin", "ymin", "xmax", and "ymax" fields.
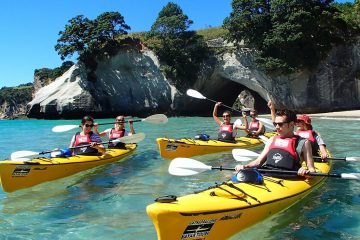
[
  {"xmin": 0, "ymin": 101, "xmax": 27, "ymax": 119},
  {"xmin": 177, "ymin": 38, "xmax": 360, "ymax": 115},
  {"xmin": 27, "ymin": 39, "xmax": 360, "ymax": 119},
  {"xmin": 0, "ymin": 84, "xmax": 32, "ymax": 119},
  {"xmin": 27, "ymin": 49, "xmax": 175, "ymax": 119}
]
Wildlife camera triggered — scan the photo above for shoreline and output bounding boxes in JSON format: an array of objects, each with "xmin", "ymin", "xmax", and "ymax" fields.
[
  {"xmin": 3, "ymin": 110, "xmax": 360, "ymax": 120},
  {"xmin": 261, "ymin": 110, "xmax": 360, "ymax": 118},
  {"xmin": 307, "ymin": 110, "xmax": 360, "ymax": 118}
]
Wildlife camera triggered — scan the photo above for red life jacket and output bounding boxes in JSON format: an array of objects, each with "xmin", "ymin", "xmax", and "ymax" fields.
[
  {"xmin": 218, "ymin": 123, "xmax": 235, "ymax": 142},
  {"xmin": 249, "ymin": 120, "xmax": 260, "ymax": 132},
  {"xmin": 74, "ymin": 132, "xmax": 92, "ymax": 146},
  {"xmin": 109, "ymin": 128, "xmax": 126, "ymax": 148},
  {"xmin": 109, "ymin": 128, "xmax": 125, "ymax": 140},
  {"xmin": 295, "ymin": 130, "xmax": 315, "ymax": 142},
  {"xmin": 295, "ymin": 130, "xmax": 319, "ymax": 156},
  {"xmin": 73, "ymin": 132, "xmax": 98, "ymax": 155},
  {"xmin": 264, "ymin": 135, "xmax": 303, "ymax": 171},
  {"xmin": 247, "ymin": 119, "xmax": 265, "ymax": 138}
]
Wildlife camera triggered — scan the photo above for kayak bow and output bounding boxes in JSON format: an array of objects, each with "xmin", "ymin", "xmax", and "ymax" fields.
[
  {"xmin": 147, "ymin": 160, "xmax": 331, "ymax": 239},
  {"xmin": 0, "ymin": 144, "xmax": 136, "ymax": 192}
]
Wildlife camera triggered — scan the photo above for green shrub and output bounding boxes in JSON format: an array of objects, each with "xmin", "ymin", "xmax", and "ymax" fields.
[{"xmin": 0, "ymin": 84, "xmax": 32, "ymax": 104}]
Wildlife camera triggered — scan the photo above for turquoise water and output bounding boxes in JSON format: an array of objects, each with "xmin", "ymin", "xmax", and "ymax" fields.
[{"xmin": 0, "ymin": 117, "xmax": 359, "ymax": 239}]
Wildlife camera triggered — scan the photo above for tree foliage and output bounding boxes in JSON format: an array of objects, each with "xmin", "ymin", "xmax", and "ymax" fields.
[
  {"xmin": 223, "ymin": 0, "xmax": 359, "ymax": 74},
  {"xmin": 147, "ymin": 2, "xmax": 209, "ymax": 89},
  {"xmin": 34, "ymin": 61, "xmax": 74, "ymax": 84},
  {"xmin": 334, "ymin": 1, "xmax": 360, "ymax": 28},
  {"xmin": 55, "ymin": 12, "xmax": 130, "ymax": 82},
  {"xmin": 55, "ymin": 12, "xmax": 130, "ymax": 62},
  {"xmin": 0, "ymin": 84, "xmax": 32, "ymax": 104},
  {"xmin": 150, "ymin": 3, "xmax": 193, "ymax": 35},
  {"xmin": 55, "ymin": 15, "xmax": 92, "ymax": 60}
]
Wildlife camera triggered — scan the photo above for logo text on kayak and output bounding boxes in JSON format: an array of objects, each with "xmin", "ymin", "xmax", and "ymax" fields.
[
  {"xmin": 12, "ymin": 166, "xmax": 31, "ymax": 177},
  {"xmin": 181, "ymin": 219, "xmax": 216, "ymax": 239},
  {"xmin": 166, "ymin": 144, "xmax": 178, "ymax": 151}
]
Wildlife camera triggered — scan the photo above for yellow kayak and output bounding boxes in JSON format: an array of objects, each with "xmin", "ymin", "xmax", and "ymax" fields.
[
  {"xmin": 146, "ymin": 161, "xmax": 331, "ymax": 240},
  {"xmin": 157, "ymin": 132, "xmax": 277, "ymax": 159},
  {"xmin": 0, "ymin": 144, "xmax": 136, "ymax": 192}
]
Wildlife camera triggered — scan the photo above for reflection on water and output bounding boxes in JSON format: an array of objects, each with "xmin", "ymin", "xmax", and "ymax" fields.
[{"xmin": 0, "ymin": 117, "xmax": 359, "ymax": 239}]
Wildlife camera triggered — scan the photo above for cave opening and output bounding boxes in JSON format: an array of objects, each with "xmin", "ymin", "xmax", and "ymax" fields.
[
  {"xmin": 181, "ymin": 80, "xmax": 269, "ymax": 116},
  {"xmin": 211, "ymin": 82, "xmax": 269, "ymax": 115}
]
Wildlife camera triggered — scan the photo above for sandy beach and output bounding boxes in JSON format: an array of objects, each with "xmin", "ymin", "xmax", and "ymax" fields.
[
  {"xmin": 308, "ymin": 110, "xmax": 360, "ymax": 118},
  {"xmin": 262, "ymin": 110, "xmax": 360, "ymax": 118}
]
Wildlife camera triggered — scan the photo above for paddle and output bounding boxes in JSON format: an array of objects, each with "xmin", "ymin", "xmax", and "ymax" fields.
[
  {"xmin": 186, "ymin": 89, "xmax": 274, "ymax": 130},
  {"xmin": 10, "ymin": 132, "xmax": 146, "ymax": 160},
  {"xmin": 231, "ymin": 149, "xmax": 360, "ymax": 162},
  {"xmin": 168, "ymin": 158, "xmax": 360, "ymax": 180},
  {"xmin": 187, "ymin": 89, "xmax": 242, "ymax": 114},
  {"xmin": 52, "ymin": 114, "xmax": 168, "ymax": 132},
  {"xmin": 257, "ymin": 117, "xmax": 275, "ymax": 130},
  {"xmin": 258, "ymin": 135, "xmax": 269, "ymax": 143}
]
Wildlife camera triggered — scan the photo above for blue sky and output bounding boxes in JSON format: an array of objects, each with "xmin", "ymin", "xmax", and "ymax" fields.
[{"xmin": 0, "ymin": 0, "xmax": 352, "ymax": 88}]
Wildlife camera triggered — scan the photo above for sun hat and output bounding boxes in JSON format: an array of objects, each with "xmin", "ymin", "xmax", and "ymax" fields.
[{"xmin": 297, "ymin": 114, "xmax": 311, "ymax": 125}]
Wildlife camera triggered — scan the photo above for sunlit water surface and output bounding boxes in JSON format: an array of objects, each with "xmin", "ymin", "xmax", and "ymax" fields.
[{"xmin": 0, "ymin": 116, "xmax": 359, "ymax": 239}]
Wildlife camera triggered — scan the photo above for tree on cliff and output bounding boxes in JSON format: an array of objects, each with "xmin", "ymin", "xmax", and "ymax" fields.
[
  {"xmin": 147, "ymin": 2, "xmax": 209, "ymax": 89},
  {"xmin": 34, "ymin": 61, "xmax": 74, "ymax": 85},
  {"xmin": 334, "ymin": 1, "xmax": 360, "ymax": 28},
  {"xmin": 54, "ymin": 12, "xmax": 131, "ymax": 80},
  {"xmin": 223, "ymin": 0, "xmax": 358, "ymax": 74},
  {"xmin": 0, "ymin": 84, "xmax": 32, "ymax": 108}
]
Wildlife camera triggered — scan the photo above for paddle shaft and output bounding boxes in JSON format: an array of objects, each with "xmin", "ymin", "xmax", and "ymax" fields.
[
  {"xmin": 211, "ymin": 166, "xmax": 234, "ymax": 171},
  {"xmin": 188, "ymin": 89, "xmax": 252, "ymax": 115},
  {"xmin": 212, "ymin": 166, "xmax": 343, "ymax": 178},
  {"xmin": 257, "ymin": 169, "xmax": 343, "ymax": 178},
  {"xmin": 235, "ymin": 155, "xmax": 355, "ymax": 162},
  {"xmin": 37, "ymin": 140, "xmax": 122, "ymax": 155},
  {"xmin": 233, "ymin": 149, "xmax": 357, "ymax": 162},
  {"xmin": 97, "ymin": 120, "xmax": 141, "ymax": 126},
  {"xmin": 211, "ymin": 99, "xmax": 243, "ymax": 114},
  {"xmin": 67, "ymin": 120, "xmax": 141, "ymax": 129},
  {"xmin": 314, "ymin": 156, "xmax": 349, "ymax": 161}
]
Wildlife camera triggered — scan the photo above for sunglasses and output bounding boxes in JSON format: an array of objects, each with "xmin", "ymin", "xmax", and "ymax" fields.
[
  {"xmin": 273, "ymin": 122, "xmax": 288, "ymax": 127},
  {"xmin": 85, "ymin": 124, "xmax": 94, "ymax": 128}
]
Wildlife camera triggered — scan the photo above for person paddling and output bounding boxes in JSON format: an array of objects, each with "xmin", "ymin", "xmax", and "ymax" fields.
[
  {"xmin": 213, "ymin": 102, "xmax": 248, "ymax": 142},
  {"xmin": 243, "ymin": 109, "xmax": 265, "ymax": 138},
  {"xmin": 95, "ymin": 115, "xmax": 135, "ymax": 148},
  {"xmin": 235, "ymin": 109, "xmax": 315, "ymax": 177},
  {"xmin": 69, "ymin": 116, "xmax": 105, "ymax": 155},
  {"xmin": 268, "ymin": 100, "xmax": 328, "ymax": 161},
  {"xmin": 296, "ymin": 114, "xmax": 328, "ymax": 160}
]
